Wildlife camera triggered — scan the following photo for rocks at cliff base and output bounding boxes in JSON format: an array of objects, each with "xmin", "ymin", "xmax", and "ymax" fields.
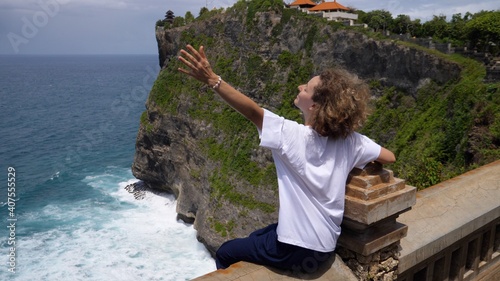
[{"xmin": 125, "ymin": 180, "xmax": 167, "ymax": 200}]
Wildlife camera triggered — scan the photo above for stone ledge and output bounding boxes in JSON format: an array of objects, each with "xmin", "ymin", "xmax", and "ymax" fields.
[
  {"xmin": 338, "ymin": 220, "xmax": 408, "ymax": 256},
  {"xmin": 344, "ymin": 184, "xmax": 416, "ymax": 225},
  {"xmin": 398, "ymin": 160, "xmax": 500, "ymax": 273},
  {"xmin": 343, "ymin": 162, "xmax": 416, "ymax": 227},
  {"xmin": 346, "ymin": 177, "xmax": 406, "ymax": 201},
  {"xmin": 191, "ymin": 254, "xmax": 357, "ymax": 281}
]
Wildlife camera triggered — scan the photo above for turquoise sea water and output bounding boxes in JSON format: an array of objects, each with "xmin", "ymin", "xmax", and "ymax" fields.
[{"xmin": 0, "ymin": 55, "xmax": 215, "ymax": 280}]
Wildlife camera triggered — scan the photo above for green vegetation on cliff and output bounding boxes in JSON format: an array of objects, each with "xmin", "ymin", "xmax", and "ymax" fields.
[
  {"xmin": 146, "ymin": 47, "xmax": 281, "ymax": 217},
  {"xmin": 145, "ymin": 0, "xmax": 499, "ymax": 196},
  {"xmin": 362, "ymin": 54, "xmax": 499, "ymax": 188}
]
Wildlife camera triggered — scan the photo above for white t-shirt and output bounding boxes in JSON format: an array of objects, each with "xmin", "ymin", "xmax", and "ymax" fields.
[{"xmin": 258, "ymin": 109, "xmax": 381, "ymax": 252}]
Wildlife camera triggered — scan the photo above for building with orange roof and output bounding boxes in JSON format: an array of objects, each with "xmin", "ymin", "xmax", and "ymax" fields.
[
  {"xmin": 308, "ymin": 0, "xmax": 349, "ymax": 11},
  {"xmin": 290, "ymin": 0, "xmax": 359, "ymax": 25},
  {"xmin": 288, "ymin": 0, "xmax": 317, "ymax": 13}
]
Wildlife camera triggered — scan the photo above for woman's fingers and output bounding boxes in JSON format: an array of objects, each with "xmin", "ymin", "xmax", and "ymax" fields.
[
  {"xmin": 198, "ymin": 46, "xmax": 208, "ymax": 61},
  {"xmin": 181, "ymin": 45, "xmax": 203, "ymax": 68},
  {"xmin": 178, "ymin": 54, "xmax": 194, "ymax": 70},
  {"xmin": 177, "ymin": 55, "xmax": 195, "ymax": 77},
  {"xmin": 179, "ymin": 49, "xmax": 197, "ymax": 68},
  {"xmin": 186, "ymin": 44, "xmax": 203, "ymax": 61},
  {"xmin": 178, "ymin": 45, "xmax": 214, "ymax": 84},
  {"xmin": 178, "ymin": 49, "xmax": 201, "ymax": 78},
  {"xmin": 177, "ymin": 65, "xmax": 191, "ymax": 76},
  {"xmin": 179, "ymin": 47, "xmax": 208, "ymax": 71}
]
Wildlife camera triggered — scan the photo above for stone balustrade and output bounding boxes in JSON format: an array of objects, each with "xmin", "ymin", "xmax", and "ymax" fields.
[
  {"xmin": 337, "ymin": 161, "xmax": 416, "ymax": 280},
  {"xmin": 397, "ymin": 160, "xmax": 500, "ymax": 281}
]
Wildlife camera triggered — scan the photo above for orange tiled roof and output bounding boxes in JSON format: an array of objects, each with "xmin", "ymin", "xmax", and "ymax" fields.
[
  {"xmin": 289, "ymin": 0, "xmax": 317, "ymax": 7},
  {"xmin": 309, "ymin": 0, "xmax": 349, "ymax": 11}
]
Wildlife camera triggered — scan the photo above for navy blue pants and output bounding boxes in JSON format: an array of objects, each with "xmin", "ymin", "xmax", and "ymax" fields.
[{"xmin": 215, "ymin": 223, "xmax": 332, "ymax": 273}]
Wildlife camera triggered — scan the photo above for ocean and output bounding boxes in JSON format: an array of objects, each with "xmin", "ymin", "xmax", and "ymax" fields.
[{"xmin": 0, "ymin": 55, "xmax": 216, "ymax": 280}]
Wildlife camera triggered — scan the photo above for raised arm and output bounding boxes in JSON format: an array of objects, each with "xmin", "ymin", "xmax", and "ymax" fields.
[{"xmin": 177, "ymin": 45, "xmax": 264, "ymax": 130}]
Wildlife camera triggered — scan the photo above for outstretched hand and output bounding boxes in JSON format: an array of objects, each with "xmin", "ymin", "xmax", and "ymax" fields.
[
  {"xmin": 178, "ymin": 44, "xmax": 263, "ymax": 129},
  {"xmin": 178, "ymin": 44, "xmax": 219, "ymax": 87}
]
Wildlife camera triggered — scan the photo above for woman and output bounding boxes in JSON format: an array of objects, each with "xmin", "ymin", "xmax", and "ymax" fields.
[{"xmin": 178, "ymin": 44, "xmax": 395, "ymax": 272}]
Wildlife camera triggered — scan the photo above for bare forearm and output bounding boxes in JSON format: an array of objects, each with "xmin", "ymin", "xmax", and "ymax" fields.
[
  {"xmin": 213, "ymin": 80, "xmax": 263, "ymax": 130},
  {"xmin": 376, "ymin": 147, "xmax": 396, "ymax": 164},
  {"xmin": 178, "ymin": 45, "xmax": 263, "ymax": 130}
]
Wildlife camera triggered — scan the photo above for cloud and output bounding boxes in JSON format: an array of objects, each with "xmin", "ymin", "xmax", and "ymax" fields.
[
  {"xmin": 62, "ymin": 0, "xmax": 154, "ymax": 10},
  {"xmin": 397, "ymin": 0, "xmax": 499, "ymax": 21},
  {"xmin": 347, "ymin": 0, "xmax": 498, "ymax": 20}
]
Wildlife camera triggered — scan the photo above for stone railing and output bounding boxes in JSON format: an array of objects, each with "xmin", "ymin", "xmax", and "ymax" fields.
[
  {"xmin": 192, "ymin": 160, "xmax": 500, "ymax": 281},
  {"xmin": 397, "ymin": 160, "xmax": 500, "ymax": 281},
  {"xmin": 336, "ymin": 161, "xmax": 416, "ymax": 280}
]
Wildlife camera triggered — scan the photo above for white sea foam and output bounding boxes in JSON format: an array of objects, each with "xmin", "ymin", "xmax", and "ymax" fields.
[{"xmin": 2, "ymin": 168, "xmax": 216, "ymax": 281}]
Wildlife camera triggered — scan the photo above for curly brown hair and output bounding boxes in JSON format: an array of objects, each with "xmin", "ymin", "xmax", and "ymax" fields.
[{"xmin": 310, "ymin": 68, "xmax": 371, "ymax": 139}]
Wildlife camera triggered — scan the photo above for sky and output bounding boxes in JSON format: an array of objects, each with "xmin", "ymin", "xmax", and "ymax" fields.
[{"xmin": 0, "ymin": 0, "xmax": 498, "ymax": 55}]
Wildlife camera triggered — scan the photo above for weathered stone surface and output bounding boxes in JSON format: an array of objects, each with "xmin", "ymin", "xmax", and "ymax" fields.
[
  {"xmin": 343, "ymin": 165, "xmax": 416, "ymax": 225},
  {"xmin": 344, "ymin": 185, "xmax": 416, "ymax": 225},
  {"xmin": 398, "ymin": 160, "xmax": 500, "ymax": 273},
  {"xmin": 346, "ymin": 177, "xmax": 406, "ymax": 201},
  {"xmin": 336, "ymin": 163, "xmax": 414, "ymax": 279},
  {"xmin": 192, "ymin": 254, "xmax": 358, "ymax": 281},
  {"xmin": 338, "ymin": 243, "xmax": 400, "ymax": 281},
  {"xmin": 338, "ymin": 221, "xmax": 407, "ymax": 256}
]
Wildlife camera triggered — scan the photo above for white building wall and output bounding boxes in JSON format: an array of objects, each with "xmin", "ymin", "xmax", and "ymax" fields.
[{"xmin": 323, "ymin": 11, "xmax": 358, "ymax": 21}]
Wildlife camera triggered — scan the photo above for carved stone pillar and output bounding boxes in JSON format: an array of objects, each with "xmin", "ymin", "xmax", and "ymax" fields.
[{"xmin": 337, "ymin": 162, "xmax": 416, "ymax": 280}]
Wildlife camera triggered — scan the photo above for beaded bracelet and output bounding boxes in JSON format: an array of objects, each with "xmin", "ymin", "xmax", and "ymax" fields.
[{"xmin": 212, "ymin": 75, "xmax": 222, "ymax": 89}]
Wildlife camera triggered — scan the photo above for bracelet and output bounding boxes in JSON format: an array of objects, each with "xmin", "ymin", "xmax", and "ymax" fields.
[{"xmin": 212, "ymin": 75, "xmax": 222, "ymax": 89}]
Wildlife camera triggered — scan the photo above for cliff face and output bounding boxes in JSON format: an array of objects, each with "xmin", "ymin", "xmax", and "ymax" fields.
[
  {"xmin": 132, "ymin": 8, "xmax": 462, "ymax": 254},
  {"xmin": 156, "ymin": 12, "xmax": 460, "ymax": 93}
]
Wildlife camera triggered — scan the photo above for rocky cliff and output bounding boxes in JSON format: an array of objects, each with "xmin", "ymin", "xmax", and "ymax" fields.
[{"xmin": 131, "ymin": 5, "xmax": 463, "ymax": 254}]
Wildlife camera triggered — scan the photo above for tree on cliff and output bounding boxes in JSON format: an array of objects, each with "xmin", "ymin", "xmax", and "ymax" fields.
[
  {"xmin": 199, "ymin": 6, "xmax": 209, "ymax": 17},
  {"xmin": 357, "ymin": 8, "xmax": 498, "ymax": 55},
  {"xmin": 449, "ymin": 12, "xmax": 473, "ymax": 44},
  {"xmin": 360, "ymin": 10, "xmax": 393, "ymax": 33},
  {"xmin": 422, "ymin": 15, "xmax": 450, "ymax": 39},
  {"xmin": 465, "ymin": 11, "xmax": 500, "ymax": 54},
  {"xmin": 392, "ymin": 14, "xmax": 412, "ymax": 35},
  {"xmin": 185, "ymin": 11, "xmax": 195, "ymax": 24}
]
